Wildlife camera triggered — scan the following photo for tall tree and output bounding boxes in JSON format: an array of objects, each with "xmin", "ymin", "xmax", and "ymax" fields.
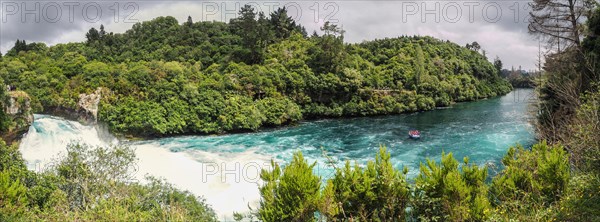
[
  {"xmin": 99, "ymin": 24, "xmax": 107, "ymax": 38},
  {"xmin": 415, "ymin": 43, "xmax": 425, "ymax": 92},
  {"xmin": 85, "ymin": 27, "xmax": 100, "ymax": 44},
  {"xmin": 528, "ymin": 0, "xmax": 593, "ymax": 51},
  {"xmin": 257, "ymin": 12, "xmax": 274, "ymax": 52},
  {"xmin": 582, "ymin": 7, "xmax": 600, "ymax": 77},
  {"xmin": 230, "ymin": 4, "xmax": 265, "ymax": 64},
  {"xmin": 185, "ymin": 16, "xmax": 193, "ymax": 27},
  {"xmin": 7, "ymin": 39, "xmax": 27, "ymax": 56},
  {"xmin": 529, "ymin": 0, "xmax": 596, "ymax": 91},
  {"xmin": 308, "ymin": 22, "xmax": 346, "ymax": 74},
  {"xmin": 269, "ymin": 7, "xmax": 300, "ymax": 40},
  {"xmin": 494, "ymin": 56, "xmax": 503, "ymax": 74}
]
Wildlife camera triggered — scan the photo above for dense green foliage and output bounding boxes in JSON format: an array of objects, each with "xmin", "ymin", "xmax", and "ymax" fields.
[
  {"xmin": 489, "ymin": 141, "xmax": 570, "ymax": 220},
  {"xmin": 531, "ymin": 5, "xmax": 600, "ymax": 221},
  {"xmin": 322, "ymin": 147, "xmax": 410, "ymax": 221},
  {"xmin": 251, "ymin": 142, "xmax": 571, "ymax": 221},
  {"xmin": 0, "ymin": 141, "xmax": 217, "ymax": 221},
  {"xmin": 0, "ymin": 6, "xmax": 510, "ymax": 137},
  {"xmin": 0, "ymin": 79, "xmax": 11, "ymax": 132},
  {"xmin": 413, "ymin": 153, "xmax": 490, "ymax": 221},
  {"xmin": 258, "ymin": 152, "xmax": 321, "ymax": 221}
]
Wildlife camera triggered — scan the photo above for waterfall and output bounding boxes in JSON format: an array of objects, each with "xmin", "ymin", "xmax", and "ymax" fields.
[
  {"xmin": 19, "ymin": 114, "xmax": 266, "ymax": 220},
  {"xmin": 18, "ymin": 90, "xmax": 536, "ymax": 221},
  {"xmin": 19, "ymin": 114, "xmax": 117, "ymax": 171}
]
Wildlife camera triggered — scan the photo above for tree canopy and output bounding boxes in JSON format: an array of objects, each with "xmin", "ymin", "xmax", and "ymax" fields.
[{"xmin": 0, "ymin": 5, "xmax": 511, "ymax": 137}]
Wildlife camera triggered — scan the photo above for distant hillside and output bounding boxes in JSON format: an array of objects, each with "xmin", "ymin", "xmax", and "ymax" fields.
[{"xmin": 0, "ymin": 8, "xmax": 511, "ymax": 137}]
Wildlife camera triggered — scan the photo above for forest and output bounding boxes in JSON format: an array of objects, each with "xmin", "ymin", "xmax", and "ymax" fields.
[
  {"xmin": 0, "ymin": 6, "xmax": 510, "ymax": 137},
  {"xmin": 2, "ymin": 2, "xmax": 600, "ymax": 221},
  {"xmin": 241, "ymin": 3, "xmax": 600, "ymax": 221}
]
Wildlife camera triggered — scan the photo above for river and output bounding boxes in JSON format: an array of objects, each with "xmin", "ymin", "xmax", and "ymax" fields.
[{"xmin": 18, "ymin": 88, "xmax": 536, "ymax": 220}]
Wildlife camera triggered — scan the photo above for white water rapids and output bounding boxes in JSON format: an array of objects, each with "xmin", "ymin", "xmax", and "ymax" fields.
[
  {"xmin": 19, "ymin": 115, "xmax": 269, "ymax": 221},
  {"xmin": 18, "ymin": 89, "xmax": 537, "ymax": 221}
]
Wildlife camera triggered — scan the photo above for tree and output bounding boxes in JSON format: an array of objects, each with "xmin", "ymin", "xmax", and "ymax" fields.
[
  {"xmin": 85, "ymin": 27, "xmax": 100, "ymax": 43},
  {"xmin": 466, "ymin": 41, "xmax": 481, "ymax": 52},
  {"xmin": 494, "ymin": 56, "xmax": 503, "ymax": 74},
  {"xmin": 308, "ymin": 21, "xmax": 346, "ymax": 74},
  {"xmin": 528, "ymin": 0, "xmax": 592, "ymax": 51},
  {"xmin": 269, "ymin": 7, "xmax": 301, "ymax": 40},
  {"xmin": 230, "ymin": 4, "xmax": 266, "ymax": 64},
  {"xmin": 185, "ymin": 15, "xmax": 193, "ymax": 27},
  {"xmin": 257, "ymin": 12, "xmax": 274, "ymax": 56},
  {"xmin": 320, "ymin": 21, "xmax": 344, "ymax": 36},
  {"xmin": 582, "ymin": 7, "xmax": 600, "ymax": 80},
  {"xmin": 99, "ymin": 24, "xmax": 107, "ymax": 38},
  {"xmin": 7, "ymin": 39, "xmax": 28, "ymax": 56},
  {"xmin": 414, "ymin": 43, "xmax": 425, "ymax": 92}
]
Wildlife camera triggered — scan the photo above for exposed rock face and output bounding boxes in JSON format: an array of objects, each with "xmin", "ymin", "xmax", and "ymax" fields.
[
  {"xmin": 5, "ymin": 91, "xmax": 34, "ymax": 124},
  {"xmin": 78, "ymin": 87, "xmax": 104, "ymax": 123},
  {"xmin": 2, "ymin": 90, "xmax": 34, "ymax": 144},
  {"xmin": 41, "ymin": 87, "xmax": 108, "ymax": 125}
]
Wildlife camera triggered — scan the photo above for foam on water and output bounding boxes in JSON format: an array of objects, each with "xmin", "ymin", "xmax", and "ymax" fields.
[
  {"xmin": 19, "ymin": 115, "xmax": 117, "ymax": 170},
  {"xmin": 132, "ymin": 142, "xmax": 271, "ymax": 220},
  {"xmin": 19, "ymin": 89, "xmax": 536, "ymax": 220}
]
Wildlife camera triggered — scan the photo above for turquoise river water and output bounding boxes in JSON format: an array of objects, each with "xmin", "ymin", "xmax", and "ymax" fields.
[{"xmin": 19, "ymin": 88, "xmax": 536, "ymax": 220}]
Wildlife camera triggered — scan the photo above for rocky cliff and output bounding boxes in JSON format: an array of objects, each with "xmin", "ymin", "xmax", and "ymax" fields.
[
  {"xmin": 2, "ymin": 90, "xmax": 34, "ymax": 144},
  {"xmin": 78, "ymin": 87, "xmax": 104, "ymax": 123},
  {"xmin": 45, "ymin": 87, "xmax": 108, "ymax": 124}
]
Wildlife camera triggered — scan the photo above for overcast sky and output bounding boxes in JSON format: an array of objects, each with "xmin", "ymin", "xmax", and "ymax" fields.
[{"xmin": 1, "ymin": 0, "xmax": 540, "ymax": 70}]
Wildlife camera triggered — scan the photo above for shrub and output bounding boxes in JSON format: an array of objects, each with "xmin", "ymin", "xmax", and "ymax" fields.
[
  {"xmin": 490, "ymin": 141, "xmax": 570, "ymax": 220},
  {"xmin": 258, "ymin": 152, "xmax": 321, "ymax": 222},
  {"xmin": 323, "ymin": 146, "xmax": 410, "ymax": 221},
  {"xmin": 412, "ymin": 152, "xmax": 491, "ymax": 221},
  {"xmin": 555, "ymin": 173, "xmax": 600, "ymax": 221},
  {"xmin": 0, "ymin": 170, "xmax": 28, "ymax": 221}
]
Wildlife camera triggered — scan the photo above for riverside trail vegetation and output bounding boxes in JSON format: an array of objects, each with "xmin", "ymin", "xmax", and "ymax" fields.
[{"xmin": 2, "ymin": 3, "xmax": 600, "ymax": 222}]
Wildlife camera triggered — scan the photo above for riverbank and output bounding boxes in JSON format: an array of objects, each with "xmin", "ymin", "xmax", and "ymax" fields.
[{"xmin": 19, "ymin": 89, "xmax": 535, "ymax": 219}]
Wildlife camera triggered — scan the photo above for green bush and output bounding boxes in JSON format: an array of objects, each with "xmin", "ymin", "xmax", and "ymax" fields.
[
  {"xmin": 413, "ymin": 152, "xmax": 491, "ymax": 221},
  {"xmin": 258, "ymin": 152, "xmax": 321, "ymax": 222},
  {"xmin": 490, "ymin": 141, "xmax": 570, "ymax": 220},
  {"xmin": 323, "ymin": 146, "xmax": 410, "ymax": 221},
  {"xmin": 257, "ymin": 97, "xmax": 302, "ymax": 126},
  {"xmin": 555, "ymin": 173, "xmax": 600, "ymax": 221},
  {"xmin": 0, "ymin": 170, "xmax": 28, "ymax": 221}
]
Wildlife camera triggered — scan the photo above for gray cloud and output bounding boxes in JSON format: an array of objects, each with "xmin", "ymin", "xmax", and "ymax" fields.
[{"xmin": 1, "ymin": 0, "xmax": 539, "ymax": 70}]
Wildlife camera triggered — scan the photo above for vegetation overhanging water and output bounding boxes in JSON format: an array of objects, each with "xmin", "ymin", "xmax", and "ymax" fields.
[{"xmin": 19, "ymin": 88, "xmax": 536, "ymax": 218}]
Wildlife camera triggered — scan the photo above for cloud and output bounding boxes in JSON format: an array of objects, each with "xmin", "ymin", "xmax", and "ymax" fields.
[{"xmin": 1, "ymin": 0, "xmax": 538, "ymax": 69}]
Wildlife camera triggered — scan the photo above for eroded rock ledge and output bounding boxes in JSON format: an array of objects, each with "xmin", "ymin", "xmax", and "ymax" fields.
[
  {"xmin": 2, "ymin": 90, "xmax": 34, "ymax": 144},
  {"xmin": 43, "ymin": 87, "xmax": 109, "ymax": 125}
]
